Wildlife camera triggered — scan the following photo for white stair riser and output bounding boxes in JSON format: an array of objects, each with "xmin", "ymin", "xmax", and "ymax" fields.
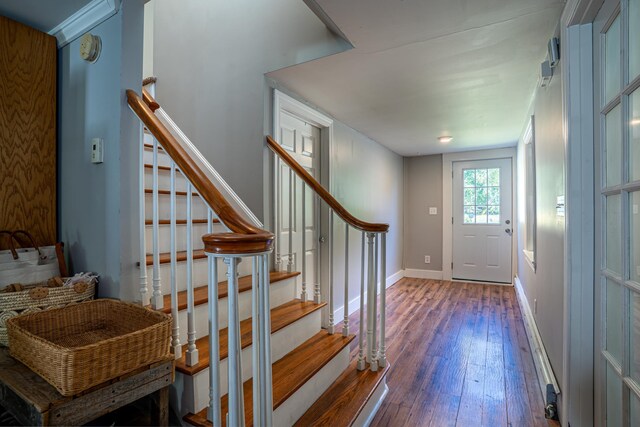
[
  {"xmin": 143, "ymin": 146, "xmax": 173, "ymax": 168},
  {"xmin": 145, "ymin": 193, "xmax": 210, "ymax": 220},
  {"xmin": 144, "ymin": 256, "xmax": 255, "ymax": 295},
  {"xmin": 170, "ymin": 276, "xmax": 298, "ymax": 343},
  {"xmin": 145, "ymin": 222, "xmax": 221, "ymax": 254},
  {"xmin": 144, "ymin": 167, "xmax": 190, "ymax": 192},
  {"xmin": 274, "ymin": 344, "xmax": 350, "ymax": 427},
  {"xmin": 174, "ymin": 309, "xmax": 323, "ymax": 415}
]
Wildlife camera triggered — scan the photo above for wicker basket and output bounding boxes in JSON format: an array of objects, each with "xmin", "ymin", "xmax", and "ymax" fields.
[
  {"xmin": 6, "ymin": 299, "xmax": 171, "ymax": 396},
  {"xmin": 0, "ymin": 279, "xmax": 96, "ymax": 347}
]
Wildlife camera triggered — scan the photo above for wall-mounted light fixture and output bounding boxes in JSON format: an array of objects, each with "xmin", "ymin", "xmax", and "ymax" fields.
[
  {"xmin": 548, "ymin": 37, "xmax": 560, "ymax": 68},
  {"xmin": 438, "ymin": 136, "xmax": 453, "ymax": 144},
  {"xmin": 79, "ymin": 33, "xmax": 101, "ymax": 63}
]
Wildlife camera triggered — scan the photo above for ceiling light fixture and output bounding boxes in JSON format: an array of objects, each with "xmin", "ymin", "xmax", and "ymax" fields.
[
  {"xmin": 631, "ymin": 118, "xmax": 640, "ymax": 126},
  {"xmin": 438, "ymin": 136, "xmax": 453, "ymax": 144}
]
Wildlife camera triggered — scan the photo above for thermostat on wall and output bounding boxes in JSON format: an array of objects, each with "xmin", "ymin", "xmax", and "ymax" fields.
[{"xmin": 91, "ymin": 138, "xmax": 103, "ymax": 164}]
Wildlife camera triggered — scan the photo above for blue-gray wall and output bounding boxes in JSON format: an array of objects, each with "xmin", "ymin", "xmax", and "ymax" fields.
[
  {"xmin": 58, "ymin": 1, "xmax": 144, "ymax": 299},
  {"xmin": 516, "ymin": 61, "xmax": 565, "ymax": 383}
]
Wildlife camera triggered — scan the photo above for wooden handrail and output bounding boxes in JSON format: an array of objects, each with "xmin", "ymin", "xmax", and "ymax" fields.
[
  {"xmin": 142, "ymin": 76, "xmax": 157, "ymax": 86},
  {"xmin": 266, "ymin": 136, "xmax": 389, "ymax": 233},
  {"xmin": 142, "ymin": 88, "xmax": 159, "ymax": 112},
  {"xmin": 127, "ymin": 89, "xmax": 273, "ymax": 253}
]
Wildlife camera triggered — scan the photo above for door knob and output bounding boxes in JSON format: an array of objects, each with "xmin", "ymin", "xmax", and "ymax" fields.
[
  {"xmin": 505, "ymin": 228, "xmax": 512, "ymax": 235},
  {"xmin": 319, "ymin": 236, "xmax": 326, "ymax": 243}
]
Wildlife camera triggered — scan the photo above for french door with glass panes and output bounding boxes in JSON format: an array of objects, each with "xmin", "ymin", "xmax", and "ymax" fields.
[{"xmin": 594, "ymin": 0, "xmax": 640, "ymax": 424}]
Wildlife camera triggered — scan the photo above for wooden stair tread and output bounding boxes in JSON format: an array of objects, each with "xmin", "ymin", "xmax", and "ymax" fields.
[
  {"xmin": 175, "ymin": 297, "xmax": 325, "ymax": 375},
  {"xmin": 144, "ymin": 188, "xmax": 200, "ymax": 197},
  {"xmin": 294, "ymin": 359, "xmax": 390, "ymax": 426},
  {"xmin": 144, "ymin": 163, "xmax": 173, "ymax": 171},
  {"xmin": 159, "ymin": 271, "xmax": 300, "ymax": 315},
  {"xmin": 184, "ymin": 331, "xmax": 355, "ymax": 427},
  {"xmin": 144, "ymin": 249, "xmax": 206, "ymax": 265},
  {"xmin": 144, "ymin": 218, "xmax": 214, "ymax": 225}
]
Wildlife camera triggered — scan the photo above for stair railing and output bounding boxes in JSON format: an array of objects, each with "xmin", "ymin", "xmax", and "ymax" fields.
[
  {"xmin": 128, "ymin": 88, "xmax": 273, "ymax": 427},
  {"xmin": 267, "ymin": 136, "xmax": 389, "ymax": 372}
]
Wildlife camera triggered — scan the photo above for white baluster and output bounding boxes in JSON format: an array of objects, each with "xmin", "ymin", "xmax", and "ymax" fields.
[
  {"xmin": 288, "ymin": 168, "xmax": 294, "ymax": 273},
  {"xmin": 301, "ymin": 181, "xmax": 307, "ymax": 302},
  {"xmin": 226, "ymin": 256, "xmax": 245, "ymax": 427},
  {"xmin": 371, "ymin": 233, "xmax": 379, "ymax": 371},
  {"xmin": 366, "ymin": 233, "xmax": 378, "ymax": 371},
  {"xmin": 252, "ymin": 256, "xmax": 261, "ymax": 427},
  {"xmin": 138, "ymin": 125, "xmax": 148, "ymax": 304},
  {"xmin": 170, "ymin": 162, "xmax": 181, "ymax": 358},
  {"xmin": 357, "ymin": 231, "xmax": 366, "ymax": 371},
  {"xmin": 207, "ymin": 248, "xmax": 221, "ymax": 426},
  {"xmin": 378, "ymin": 232, "xmax": 387, "ymax": 367},
  {"xmin": 328, "ymin": 210, "xmax": 335, "ymax": 334},
  {"xmin": 185, "ymin": 182, "xmax": 198, "ymax": 366},
  {"xmin": 260, "ymin": 253, "xmax": 273, "ymax": 427},
  {"xmin": 275, "ymin": 157, "xmax": 282, "ymax": 271},
  {"xmin": 343, "ymin": 223, "xmax": 349, "ymax": 337},
  {"xmin": 314, "ymin": 193, "xmax": 321, "ymax": 304},
  {"xmin": 151, "ymin": 138, "xmax": 163, "ymax": 309}
]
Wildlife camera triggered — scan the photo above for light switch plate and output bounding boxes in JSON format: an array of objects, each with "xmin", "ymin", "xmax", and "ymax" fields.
[{"xmin": 429, "ymin": 207, "xmax": 437, "ymax": 215}]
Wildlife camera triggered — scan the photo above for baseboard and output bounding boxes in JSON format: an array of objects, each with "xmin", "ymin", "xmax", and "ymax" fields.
[
  {"xmin": 386, "ymin": 270, "xmax": 404, "ymax": 288},
  {"xmin": 404, "ymin": 268, "xmax": 443, "ymax": 280},
  {"xmin": 333, "ymin": 270, "xmax": 405, "ymax": 322},
  {"xmin": 514, "ymin": 276, "xmax": 561, "ymax": 399}
]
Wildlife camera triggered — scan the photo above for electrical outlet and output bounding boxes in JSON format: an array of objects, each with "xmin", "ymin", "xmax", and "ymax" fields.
[
  {"xmin": 534, "ymin": 298, "xmax": 538, "ymax": 314},
  {"xmin": 429, "ymin": 207, "xmax": 437, "ymax": 215},
  {"xmin": 91, "ymin": 138, "xmax": 103, "ymax": 164},
  {"xmin": 424, "ymin": 255, "xmax": 431, "ymax": 264},
  {"xmin": 634, "ymin": 204, "xmax": 639, "ymax": 215}
]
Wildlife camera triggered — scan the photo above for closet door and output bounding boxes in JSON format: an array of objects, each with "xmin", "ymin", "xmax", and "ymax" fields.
[{"xmin": 0, "ymin": 16, "xmax": 57, "ymax": 247}]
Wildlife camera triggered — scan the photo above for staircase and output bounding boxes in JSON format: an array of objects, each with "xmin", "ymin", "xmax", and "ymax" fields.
[{"xmin": 129, "ymin": 82, "xmax": 389, "ymax": 426}]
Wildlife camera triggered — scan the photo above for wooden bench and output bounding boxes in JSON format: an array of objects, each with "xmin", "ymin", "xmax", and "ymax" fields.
[{"xmin": 0, "ymin": 348, "xmax": 174, "ymax": 426}]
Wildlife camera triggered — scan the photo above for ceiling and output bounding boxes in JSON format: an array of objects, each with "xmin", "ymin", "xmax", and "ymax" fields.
[
  {"xmin": 0, "ymin": 0, "xmax": 91, "ymax": 33},
  {"xmin": 268, "ymin": 0, "xmax": 565, "ymax": 156}
]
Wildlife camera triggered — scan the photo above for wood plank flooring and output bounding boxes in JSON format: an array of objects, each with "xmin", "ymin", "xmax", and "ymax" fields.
[{"xmin": 337, "ymin": 278, "xmax": 555, "ymax": 427}]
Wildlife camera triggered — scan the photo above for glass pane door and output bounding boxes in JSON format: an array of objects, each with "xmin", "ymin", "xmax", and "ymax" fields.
[{"xmin": 596, "ymin": 0, "xmax": 640, "ymax": 425}]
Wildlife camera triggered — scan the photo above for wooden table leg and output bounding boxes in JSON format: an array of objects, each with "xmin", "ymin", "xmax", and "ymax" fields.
[{"xmin": 150, "ymin": 386, "xmax": 169, "ymax": 426}]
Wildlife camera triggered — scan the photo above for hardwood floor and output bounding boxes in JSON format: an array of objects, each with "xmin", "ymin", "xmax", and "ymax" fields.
[{"xmin": 339, "ymin": 277, "xmax": 555, "ymax": 427}]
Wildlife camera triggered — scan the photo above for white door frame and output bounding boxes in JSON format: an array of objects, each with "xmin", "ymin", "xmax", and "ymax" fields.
[
  {"xmin": 560, "ymin": 1, "xmax": 603, "ymax": 426},
  {"xmin": 442, "ymin": 147, "xmax": 517, "ymax": 282},
  {"xmin": 271, "ymin": 89, "xmax": 334, "ymax": 321}
]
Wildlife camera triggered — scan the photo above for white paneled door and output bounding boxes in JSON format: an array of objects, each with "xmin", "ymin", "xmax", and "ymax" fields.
[
  {"xmin": 276, "ymin": 111, "xmax": 320, "ymax": 294},
  {"xmin": 452, "ymin": 158, "xmax": 513, "ymax": 283}
]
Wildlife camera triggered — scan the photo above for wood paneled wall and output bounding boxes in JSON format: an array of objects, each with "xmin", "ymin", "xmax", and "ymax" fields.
[{"xmin": 0, "ymin": 16, "xmax": 57, "ymax": 249}]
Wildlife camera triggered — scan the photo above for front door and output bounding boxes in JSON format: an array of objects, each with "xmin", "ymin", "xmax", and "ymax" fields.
[
  {"xmin": 452, "ymin": 158, "xmax": 513, "ymax": 283},
  {"xmin": 275, "ymin": 111, "xmax": 320, "ymax": 297},
  {"xmin": 593, "ymin": 0, "xmax": 640, "ymax": 424}
]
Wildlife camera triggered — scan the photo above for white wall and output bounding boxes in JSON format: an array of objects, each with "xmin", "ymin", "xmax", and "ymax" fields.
[
  {"xmin": 329, "ymin": 121, "xmax": 404, "ymax": 315},
  {"xmin": 152, "ymin": 0, "xmax": 350, "ymax": 220},
  {"xmin": 516, "ymin": 61, "xmax": 565, "ymax": 384},
  {"xmin": 58, "ymin": 1, "xmax": 144, "ymax": 299}
]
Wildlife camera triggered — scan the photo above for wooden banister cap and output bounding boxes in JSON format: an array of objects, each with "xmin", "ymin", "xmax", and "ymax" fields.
[{"xmin": 203, "ymin": 232, "xmax": 274, "ymax": 255}]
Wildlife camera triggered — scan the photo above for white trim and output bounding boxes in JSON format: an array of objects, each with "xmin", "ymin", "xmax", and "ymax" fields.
[
  {"xmin": 332, "ymin": 270, "xmax": 404, "ymax": 321},
  {"xmin": 273, "ymin": 90, "xmax": 334, "ymax": 130},
  {"xmin": 386, "ymin": 270, "xmax": 404, "ymax": 288},
  {"xmin": 404, "ymin": 269, "xmax": 443, "ymax": 280},
  {"xmin": 49, "ymin": 0, "xmax": 121, "ymax": 48},
  {"xmin": 442, "ymin": 147, "xmax": 517, "ymax": 281},
  {"xmin": 355, "ymin": 381, "xmax": 389, "ymax": 427},
  {"xmin": 515, "ymin": 276, "xmax": 561, "ymax": 398},
  {"xmin": 560, "ymin": 1, "xmax": 599, "ymax": 424}
]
